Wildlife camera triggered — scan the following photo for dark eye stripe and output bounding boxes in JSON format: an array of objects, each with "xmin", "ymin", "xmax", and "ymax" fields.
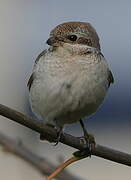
[{"xmin": 78, "ymin": 37, "xmax": 92, "ymax": 46}]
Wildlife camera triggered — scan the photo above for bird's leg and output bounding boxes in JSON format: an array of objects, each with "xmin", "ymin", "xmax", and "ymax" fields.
[
  {"xmin": 40, "ymin": 123, "xmax": 63, "ymax": 145},
  {"xmin": 74, "ymin": 119, "xmax": 96, "ymax": 157},
  {"xmin": 80, "ymin": 119, "xmax": 95, "ymax": 144},
  {"xmin": 54, "ymin": 126, "xmax": 63, "ymax": 146}
]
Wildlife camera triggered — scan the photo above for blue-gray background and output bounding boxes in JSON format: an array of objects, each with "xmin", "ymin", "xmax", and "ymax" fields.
[{"xmin": 0, "ymin": 1, "xmax": 131, "ymax": 179}]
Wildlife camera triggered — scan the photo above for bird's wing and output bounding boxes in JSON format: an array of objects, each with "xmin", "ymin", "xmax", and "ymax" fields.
[
  {"xmin": 27, "ymin": 73, "xmax": 35, "ymax": 91},
  {"xmin": 100, "ymin": 52, "xmax": 114, "ymax": 87},
  {"xmin": 107, "ymin": 70, "xmax": 114, "ymax": 87},
  {"xmin": 27, "ymin": 50, "xmax": 47, "ymax": 91},
  {"xmin": 34, "ymin": 49, "xmax": 47, "ymax": 64}
]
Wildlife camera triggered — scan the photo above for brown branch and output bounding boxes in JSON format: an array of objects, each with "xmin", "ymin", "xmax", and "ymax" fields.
[
  {"xmin": 0, "ymin": 131, "xmax": 79, "ymax": 180},
  {"xmin": 0, "ymin": 103, "xmax": 131, "ymax": 167}
]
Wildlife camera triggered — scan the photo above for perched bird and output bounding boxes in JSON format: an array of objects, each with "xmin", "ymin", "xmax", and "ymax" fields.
[{"xmin": 27, "ymin": 21, "xmax": 114, "ymax": 146}]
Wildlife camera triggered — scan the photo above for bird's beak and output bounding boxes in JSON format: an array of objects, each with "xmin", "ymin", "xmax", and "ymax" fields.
[{"xmin": 46, "ymin": 36, "xmax": 57, "ymax": 46}]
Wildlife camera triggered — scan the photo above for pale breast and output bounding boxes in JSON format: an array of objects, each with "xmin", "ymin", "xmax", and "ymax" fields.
[{"xmin": 30, "ymin": 50, "xmax": 109, "ymax": 126}]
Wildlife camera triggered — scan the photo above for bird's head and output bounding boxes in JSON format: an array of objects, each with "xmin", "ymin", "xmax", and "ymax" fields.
[{"xmin": 46, "ymin": 22, "xmax": 101, "ymax": 54}]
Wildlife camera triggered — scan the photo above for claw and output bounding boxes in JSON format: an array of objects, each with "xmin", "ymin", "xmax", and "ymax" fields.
[
  {"xmin": 74, "ymin": 135, "xmax": 95, "ymax": 158},
  {"xmin": 84, "ymin": 134, "xmax": 96, "ymax": 156},
  {"xmin": 74, "ymin": 119, "xmax": 96, "ymax": 158},
  {"xmin": 53, "ymin": 126, "xmax": 63, "ymax": 146},
  {"xmin": 73, "ymin": 135, "xmax": 96, "ymax": 158},
  {"xmin": 40, "ymin": 123, "xmax": 55, "ymax": 141},
  {"xmin": 39, "ymin": 123, "xmax": 63, "ymax": 145}
]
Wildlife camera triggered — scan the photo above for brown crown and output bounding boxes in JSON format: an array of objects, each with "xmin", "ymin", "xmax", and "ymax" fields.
[{"xmin": 50, "ymin": 22, "xmax": 100, "ymax": 50}]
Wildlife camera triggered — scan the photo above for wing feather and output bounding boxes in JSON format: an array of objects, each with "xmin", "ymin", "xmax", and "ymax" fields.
[
  {"xmin": 27, "ymin": 73, "xmax": 35, "ymax": 91},
  {"xmin": 27, "ymin": 50, "xmax": 47, "ymax": 91},
  {"xmin": 108, "ymin": 70, "xmax": 114, "ymax": 87}
]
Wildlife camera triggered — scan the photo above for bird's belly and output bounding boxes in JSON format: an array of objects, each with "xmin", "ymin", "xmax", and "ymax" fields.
[{"xmin": 30, "ymin": 69, "xmax": 107, "ymax": 126}]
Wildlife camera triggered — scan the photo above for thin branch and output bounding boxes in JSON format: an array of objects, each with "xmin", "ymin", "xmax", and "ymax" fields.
[
  {"xmin": 0, "ymin": 131, "xmax": 79, "ymax": 180},
  {"xmin": 0, "ymin": 103, "xmax": 131, "ymax": 167}
]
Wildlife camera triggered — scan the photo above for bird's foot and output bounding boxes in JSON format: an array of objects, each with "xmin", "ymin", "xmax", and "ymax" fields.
[
  {"xmin": 53, "ymin": 126, "xmax": 63, "ymax": 146},
  {"xmin": 40, "ymin": 123, "xmax": 54, "ymax": 141},
  {"xmin": 84, "ymin": 133, "xmax": 96, "ymax": 152},
  {"xmin": 73, "ymin": 134, "xmax": 96, "ymax": 158},
  {"xmin": 40, "ymin": 124, "xmax": 63, "ymax": 145}
]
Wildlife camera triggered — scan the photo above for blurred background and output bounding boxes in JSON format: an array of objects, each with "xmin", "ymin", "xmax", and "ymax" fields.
[{"xmin": 0, "ymin": 0, "xmax": 130, "ymax": 179}]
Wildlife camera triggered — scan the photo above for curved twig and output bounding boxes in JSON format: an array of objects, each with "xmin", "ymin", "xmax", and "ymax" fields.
[{"xmin": 45, "ymin": 156, "xmax": 80, "ymax": 180}]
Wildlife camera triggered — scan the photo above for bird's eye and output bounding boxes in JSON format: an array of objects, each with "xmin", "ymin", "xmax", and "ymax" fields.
[{"xmin": 67, "ymin": 35, "xmax": 77, "ymax": 41}]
